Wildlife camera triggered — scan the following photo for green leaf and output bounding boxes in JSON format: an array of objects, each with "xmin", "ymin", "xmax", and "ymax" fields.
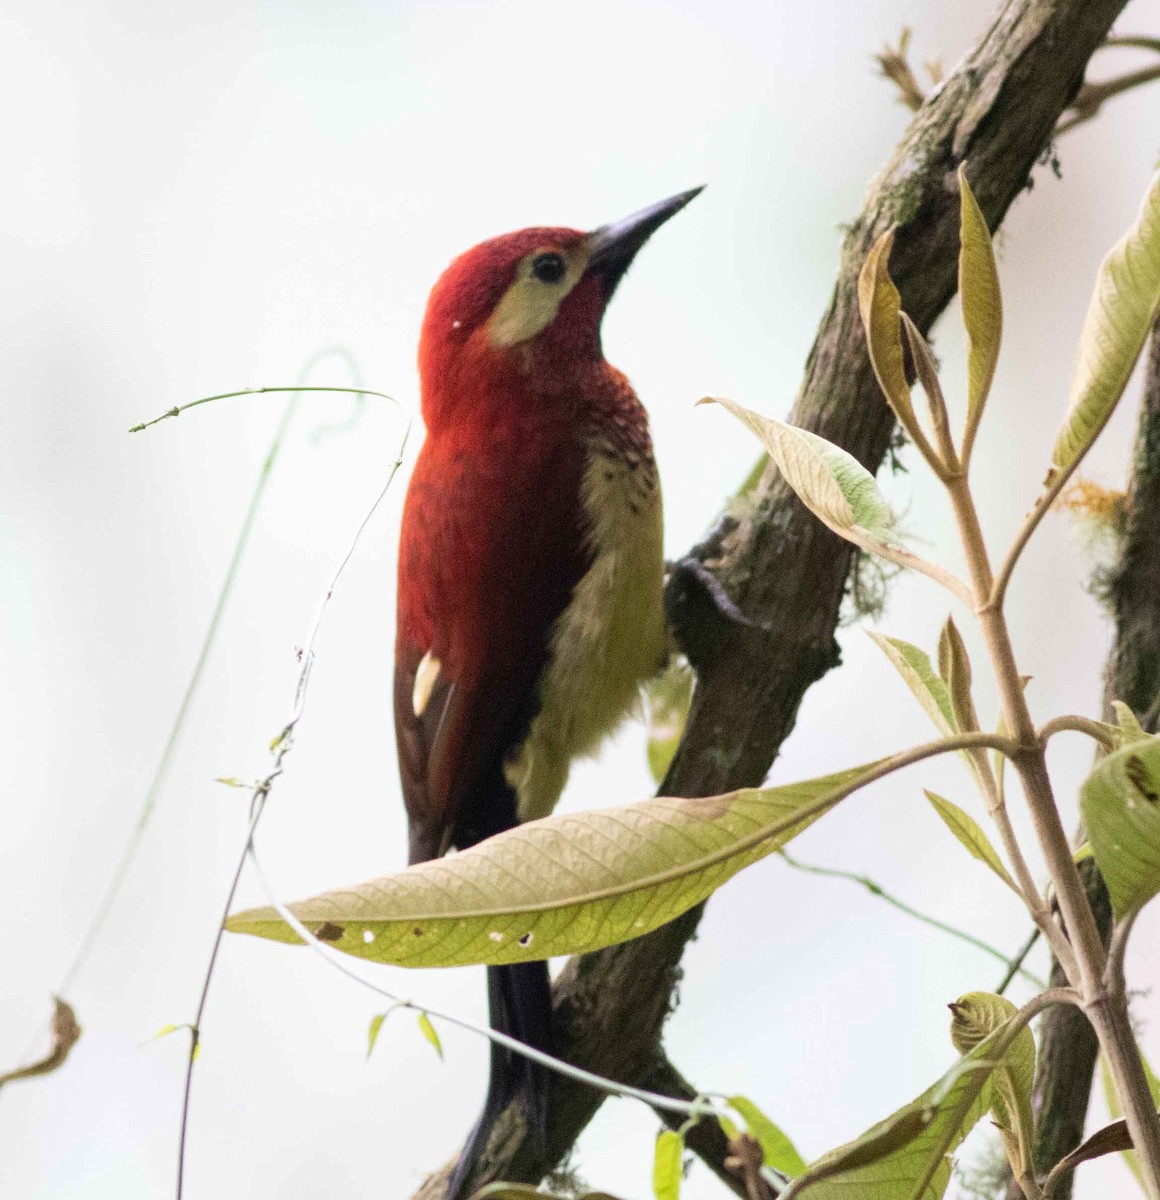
[
  {"xmin": 1112, "ymin": 700, "xmax": 1151, "ymax": 745},
  {"xmin": 1052, "ymin": 172, "xmax": 1160, "ymax": 475},
  {"xmin": 653, "ymin": 1129, "xmax": 684, "ymax": 1200},
  {"xmin": 924, "ymin": 792, "xmax": 1017, "ymax": 892},
  {"xmin": 871, "ymin": 631, "xmax": 993, "ymax": 795},
  {"xmin": 417, "ymin": 1012, "xmax": 443, "ymax": 1060},
  {"xmin": 948, "ymin": 993, "xmax": 1035, "ymax": 1177},
  {"xmin": 957, "ymin": 165, "xmax": 1002, "ymax": 440},
  {"xmin": 868, "ymin": 633, "xmax": 956, "ymax": 736},
  {"xmin": 366, "ymin": 1013, "xmax": 386, "ymax": 1060},
  {"xmin": 783, "ymin": 1019, "xmax": 1020, "ymax": 1199},
  {"xmin": 226, "ymin": 760, "xmax": 890, "ymax": 967},
  {"xmin": 785, "ymin": 1001, "xmax": 1038, "ymax": 1199},
  {"xmin": 857, "ymin": 228, "xmax": 925, "ymax": 443},
  {"xmin": 1079, "ymin": 738, "xmax": 1160, "ymax": 917},
  {"xmin": 717, "ymin": 1113, "xmax": 740, "ymax": 1141},
  {"xmin": 647, "ymin": 661, "xmax": 694, "ymax": 786},
  {"xmin": 730, "ymin": 1095, "xmax": 806, "ymax": 1177},
  {"xmin": 936, "ymin": 617, "xmax": 978, "ymax": 736},
  {"xmin": 705, "ymin": 397, "xmax": 896, "ymax": 544}
]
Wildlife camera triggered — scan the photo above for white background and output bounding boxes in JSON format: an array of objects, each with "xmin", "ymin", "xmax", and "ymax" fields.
[{"xmin": 2, "ymin": 2, "xmax": 1160, "ymax": 1197}]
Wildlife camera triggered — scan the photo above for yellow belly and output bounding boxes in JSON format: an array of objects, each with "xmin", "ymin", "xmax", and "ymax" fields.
[{"xmin": 506, "ymin": 441, "xmax": 665, "ymax": 822}]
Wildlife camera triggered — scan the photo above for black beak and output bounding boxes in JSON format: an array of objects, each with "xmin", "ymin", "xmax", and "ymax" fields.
[{"xmin": 586, "ymin": 186, "xmax": 704, "ymax": 294}]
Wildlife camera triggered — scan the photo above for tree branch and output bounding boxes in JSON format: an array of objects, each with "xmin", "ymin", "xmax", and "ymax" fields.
[
  {"xmin": 411, "ymin": 1, "xmax": 1133, "ymax": 1194},
  {"xmin": 1007, "ymin": 316, "xmax": 1160, "ymax": 1200}
]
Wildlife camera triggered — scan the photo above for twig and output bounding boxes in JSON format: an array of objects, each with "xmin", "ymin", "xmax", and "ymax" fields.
[
  {"xmin": 778, "ymin": 850, "xmax": 1047, "ymax": 988},
  {"xmin": 874, "ymin": 27, "xmax": 1160, "ymax": 139},
  {"xmin": 1037, "ymin": 714, "xmax": 1118, "ymax": 750},
  {"xmin": 174, "ymin": 414, "xmax": 410, "ymax": 1200},
  {"xmin": 242, "ymin": 836, "xmax": 720, "ymax": 1122},
  {"xmin": 33, "ymin": 353, "xmax": 373, "ymax": 1066},
  {"xmin": 1056, "ymin": 64, "xmax": 1160, "ymax": 136},
  {"xmin": 874, "ymin": 29, "xmax": 929, "ymax": 112},
  {"xmin": 128, "ymin": 384, "xmax": 396, "ymax": 432},
  {"xmin": 995, "ymin": 927, "xmax": 1042, "ymax": 996}
]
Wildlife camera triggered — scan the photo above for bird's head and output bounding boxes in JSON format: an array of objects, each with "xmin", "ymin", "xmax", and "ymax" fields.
[{"xmin": 418, "ymin": 187, "xmax": 702, "ymax": 419}]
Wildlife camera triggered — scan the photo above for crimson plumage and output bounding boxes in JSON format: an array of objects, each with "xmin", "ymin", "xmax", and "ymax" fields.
[{"xmin": 394, "ymin": 190, "xmax": 700, "ymax": 1196}]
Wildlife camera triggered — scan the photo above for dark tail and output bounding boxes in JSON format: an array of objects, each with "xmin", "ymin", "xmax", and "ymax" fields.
[{"xmin": 445, "ymin": 959, "xmax": 552, "ymax": 1200}]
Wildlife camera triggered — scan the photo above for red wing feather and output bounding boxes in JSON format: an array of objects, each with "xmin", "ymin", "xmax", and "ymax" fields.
[{"xmin": 394, "ymin": 413, "xmax": 588, "ymax": 863}]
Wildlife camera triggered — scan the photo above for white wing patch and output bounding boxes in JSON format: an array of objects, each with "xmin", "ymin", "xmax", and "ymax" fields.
[{"xmin": 412, "ymin": 650, "xmax": 442, "ymax": 718}]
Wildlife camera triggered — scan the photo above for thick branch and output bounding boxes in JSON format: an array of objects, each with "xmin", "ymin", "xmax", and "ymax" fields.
[
  {"xmin": 411, "ymin": 1, "xmax": 1131, "ymax": 1194},
  {"xmin": 1009, "ymin": 317, "xmax": 1160, "ymax": 1200}
]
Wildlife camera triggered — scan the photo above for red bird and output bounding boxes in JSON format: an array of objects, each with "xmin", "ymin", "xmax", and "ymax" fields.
[{"xmin": 395, "ymin": 187, "xmax": 701, "ymax": 1196}]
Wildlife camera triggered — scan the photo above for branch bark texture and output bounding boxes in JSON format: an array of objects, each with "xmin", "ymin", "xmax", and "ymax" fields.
[
  {"xmin": 412, "ymin": 1, "xmax": 1132, "ymax": 1194},
  {"xmin": 1007, "ymin": 317, "xmax": 1160, "ymax": 1200}
]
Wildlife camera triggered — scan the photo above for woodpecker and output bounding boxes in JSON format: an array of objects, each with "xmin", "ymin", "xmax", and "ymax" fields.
[{"xmin": 394, "ymin": 187, "xmax": 701, "ymax": 1197}]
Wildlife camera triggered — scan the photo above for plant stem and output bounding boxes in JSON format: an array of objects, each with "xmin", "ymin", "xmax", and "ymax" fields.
[
  {"xmin": 778, "ymin": 850, "xmax": 1048, "ymax": 987},
  {"xmin": 945, "ymin": 471, "xmax": 1160, "ymax": 1198}
]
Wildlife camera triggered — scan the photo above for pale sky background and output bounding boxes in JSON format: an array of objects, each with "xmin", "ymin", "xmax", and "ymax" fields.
[{"xmin": 3, "ymin": 2, "xmax": 1160, "ymax": 1198}]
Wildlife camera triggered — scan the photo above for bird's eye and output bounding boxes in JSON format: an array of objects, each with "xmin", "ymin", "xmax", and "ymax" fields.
[{"xmin": 531, "ymin": 252, "xmax": 567, "ymax": 284}]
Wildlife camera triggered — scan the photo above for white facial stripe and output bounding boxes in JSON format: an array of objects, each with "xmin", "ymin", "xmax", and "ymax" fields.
[{"xmin": 486, "ymin": 246, "xmax": 589, "ymax": 347}]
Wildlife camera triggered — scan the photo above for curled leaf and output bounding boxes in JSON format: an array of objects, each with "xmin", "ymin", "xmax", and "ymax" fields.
[
  {"xmin": 948, "ymin": 992, "xmax": 1035, "ymax": 1179},
  {"xmin": 1080, "ymin": 738, "xmax": 1160, "ymax": 917},
  {"xmin": 858, "ymin": 229, "xmax": 926, "ymax": 446}
]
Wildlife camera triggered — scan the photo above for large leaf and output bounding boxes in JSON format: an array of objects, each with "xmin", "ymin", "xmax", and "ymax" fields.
[
  {"xmin": 781, "ymin": 1006, "xmax": 1030, "ymax": 1199},
  {"xmin": 1052, "ymin": 172, "xmax": 1160, "ymax": 474},
  {"xmin": 957, "ymin": 164, "xmax": 1002, "ymax": 441},
  {"xmin": 705, "ymin": 397, "xmax": 896, "ymax": 544},
  {"xmin": 1079, "ymin": 737, "xmax": 1160, "ymax": 918},
  {"xmin": 227, "ymin": 761, "xmax": 888, "ymax": 967}
]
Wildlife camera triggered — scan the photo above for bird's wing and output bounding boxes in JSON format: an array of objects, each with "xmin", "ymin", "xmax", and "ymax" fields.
[{"xmin": 394, "ymin": 427, "xmax": 588, "ymax": 863}]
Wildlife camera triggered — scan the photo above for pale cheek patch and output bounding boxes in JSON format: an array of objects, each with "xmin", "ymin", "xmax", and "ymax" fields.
[
  {"xmin": 486, "ymin": 249, "xmax": 588, "ymax": 347},
  {"xmin": 412, "ymin": 650, "xmax": 442, "ymax": 718}
]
